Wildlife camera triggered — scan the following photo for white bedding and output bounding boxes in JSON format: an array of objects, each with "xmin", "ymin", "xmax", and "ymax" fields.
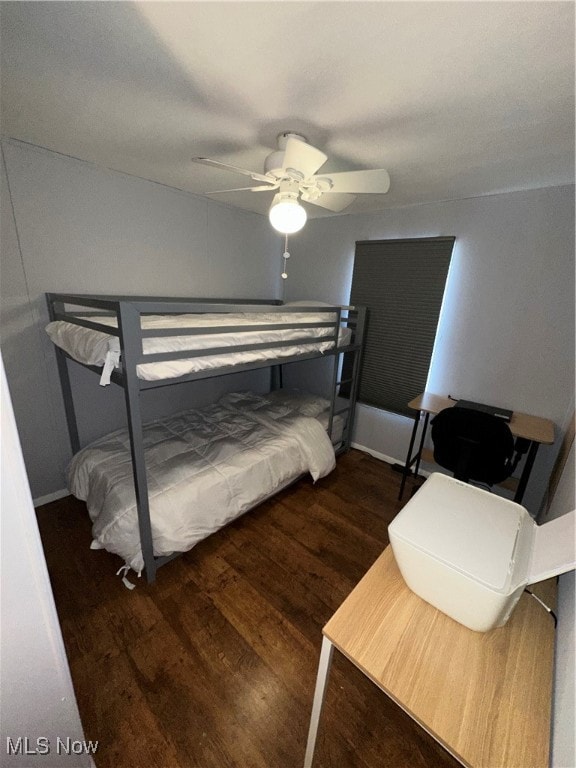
[
  {"xmin": 69, "ymin": 391, "xmax": 337, "ymax": 573},
  {"xmin": 46, "ymin": 309, "xmax": 352, "ymax": 383}
]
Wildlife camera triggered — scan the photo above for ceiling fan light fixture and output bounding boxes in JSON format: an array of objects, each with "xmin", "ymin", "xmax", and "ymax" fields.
[
  {"xmin": 192, "ymin": 132, "xmax": 390, "ymax": 222},
  {"xmin": 268, "ymin": 193, "xmax": 307, "ymax": 234}
]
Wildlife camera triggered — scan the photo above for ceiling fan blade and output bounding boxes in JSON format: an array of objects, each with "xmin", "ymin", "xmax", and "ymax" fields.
[
  {"xmin": 315, "ymin": 169, "xmax": 391, "ymax": 194},
  {"xmin": 305, "ymin": 193, "xmax": 356, "ymax": 213},
  {"xmin": 206, "ymin": 184, "xmax": 278, "ymax": 194},
  {"xmin": 191, "ymin": 157, "xmax": 273, "ymax": 184},
  {"xmin": 282, "ymin": 137, "xmax": 327, "ymax": 179}
]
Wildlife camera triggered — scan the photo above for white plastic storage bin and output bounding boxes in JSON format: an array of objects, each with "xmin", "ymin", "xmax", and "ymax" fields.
[{"xmin": 389, "ymin": 473, "xmax": 575, "ymax": 632}]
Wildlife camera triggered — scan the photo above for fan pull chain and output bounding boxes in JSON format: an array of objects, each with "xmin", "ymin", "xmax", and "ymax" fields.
[{"xmin": 281, "ymin": 233, "xmax": 290, "ymax": 279}]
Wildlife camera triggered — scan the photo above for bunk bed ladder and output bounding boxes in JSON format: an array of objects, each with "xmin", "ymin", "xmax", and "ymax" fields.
[
  {"xmin": 334, "ymin": 371, "xmax": 354, "ymax": 451},
  {"xmin": 343, "ymin": 306, "xmax": 366, "ymax": 449},
  {"xmin": 330, "ymin": 306, "xmax": 366, "ymax": 452},
  {"xmin": 327, "ymin": 350, "xmax": 339, "ymax": 445},
  {"xmin": 340, "ymin": 346, "xmax": 362, "ymax": 450}
]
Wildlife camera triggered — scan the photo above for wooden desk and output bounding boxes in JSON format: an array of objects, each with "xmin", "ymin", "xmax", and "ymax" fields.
[
  {"xmin": 399, "ymin": 392, "xmax": 555, "ymax": 502},
  {"xmin": 304, "ymin": 547, "xmax": 556, "ymax": 768}
]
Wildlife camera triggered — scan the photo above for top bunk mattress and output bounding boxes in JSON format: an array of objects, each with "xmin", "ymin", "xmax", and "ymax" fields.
[{"xmin": 46, "ymin": 309, "xmax": 352, "ymax": 383}]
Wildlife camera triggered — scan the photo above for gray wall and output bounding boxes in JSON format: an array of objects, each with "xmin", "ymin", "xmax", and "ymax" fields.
[
  {"xmin": 0, "ymin": 138, "xmax": 282, "ymax": 499},
  {"xmin": 284, "ymin": 185, "xmax": 575, "ymax": 516}
]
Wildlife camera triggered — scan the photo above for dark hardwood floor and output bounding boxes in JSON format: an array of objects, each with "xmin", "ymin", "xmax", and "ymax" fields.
[{"xmin": 36, "ymin": 450, "xmax": 460, "ymax": 768}]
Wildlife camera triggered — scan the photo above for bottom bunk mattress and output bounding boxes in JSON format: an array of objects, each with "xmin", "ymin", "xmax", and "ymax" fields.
[{"xmin": 68, "ymin": 390, "xmax": 338, "ymax": 573}]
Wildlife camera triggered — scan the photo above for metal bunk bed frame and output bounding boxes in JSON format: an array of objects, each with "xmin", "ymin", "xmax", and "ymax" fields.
[{"xmin": 46, "ymin": 293, "xmax": 366, "ymax": 583}]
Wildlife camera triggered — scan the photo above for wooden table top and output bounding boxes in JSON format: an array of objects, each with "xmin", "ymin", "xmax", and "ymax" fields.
[
  {"xmin": 324, "ymin": 547, "xmax": 556, "ymax": 768},
  {"xmin": 408, "ymin": 392, "xmax": 555, "ymax": 445}
]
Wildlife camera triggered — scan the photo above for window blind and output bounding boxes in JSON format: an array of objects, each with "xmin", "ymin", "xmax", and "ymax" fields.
[{"xmin": 349, "ymin": 236, "xmax": 454, "ymax": 417}]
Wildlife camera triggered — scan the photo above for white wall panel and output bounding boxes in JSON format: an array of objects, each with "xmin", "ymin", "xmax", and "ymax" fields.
[{"xmin": 0, "ymin": 356, "xmax": 94, "ymax": 767}]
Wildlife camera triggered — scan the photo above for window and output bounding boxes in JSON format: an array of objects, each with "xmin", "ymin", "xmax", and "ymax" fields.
[{"xmin": 349, "ymin": 236, "xmax": 454, "ymax": 416}]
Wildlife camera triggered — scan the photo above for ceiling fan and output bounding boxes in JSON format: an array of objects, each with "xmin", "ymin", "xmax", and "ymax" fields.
[{"xmin": 191, "ymin": 132, "xmax": 391, "ymax": 233}]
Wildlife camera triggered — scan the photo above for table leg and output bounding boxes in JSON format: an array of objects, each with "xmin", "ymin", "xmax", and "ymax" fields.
[
  {"xmin": 399, "ymin": 411, "xmax": 421, "ymax": 500},
  {"xmin": 413, "ymin": 412, "xmax": 430, "ymax": 480},
  {"xmin": 514, "ymin": 441, "xmax": 539, "ymax": 503},
  {"xmin": 303, "ymin": 636, "xmax": 334, "ymax": 768}
]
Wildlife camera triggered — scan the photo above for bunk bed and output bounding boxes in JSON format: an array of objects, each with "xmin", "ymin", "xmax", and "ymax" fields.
[{"xmin": 45, "ymin": 294, "xmax": 366, "ymax": 583}]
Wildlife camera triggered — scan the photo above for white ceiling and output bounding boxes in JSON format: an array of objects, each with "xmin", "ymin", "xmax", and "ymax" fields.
[{"xmin": 1, "ymin": 1, "xmax": 574, "ymax": 219}]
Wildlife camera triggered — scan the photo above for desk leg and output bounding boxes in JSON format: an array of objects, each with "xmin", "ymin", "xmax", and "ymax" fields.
[
  {"xmin": 514, "ymin": 441, "xmax": 539, "ymax": 504},
  {"xmin": 413, "ymin": 412, "xmax": 430, "ymax": 480},
  {"xmin": 399, "ymin": 411, "xmax": 421, "ymax": 500},
  {"xmin": 303, "ymin": 636, "xmax": 334, "ymax": 768}
]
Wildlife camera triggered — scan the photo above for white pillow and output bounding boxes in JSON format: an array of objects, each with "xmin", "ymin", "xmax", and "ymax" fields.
[
  {"xmin": 266, "ymin": 389, "xmax": 330, "ymax": 417},
  {"xmin": 218, "ymin": 391, "xmax": 292, "ymax": 419}
]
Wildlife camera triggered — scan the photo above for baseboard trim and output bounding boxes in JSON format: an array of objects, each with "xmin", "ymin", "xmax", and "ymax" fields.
[
  {"xmin": 33, "ymin": 488, "xmax": 69, "ymax": 508},
  {"xmin": 350, "ymin": 443, "xmax": 432, "ymax": 480},
  {"xmin": 351, "ymin": 443, "xmax": 402, "ymax": 466}
]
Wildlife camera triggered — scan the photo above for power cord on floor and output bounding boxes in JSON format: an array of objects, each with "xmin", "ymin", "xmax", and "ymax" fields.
[{"xmin": 524, "ymin": 588, "xmax": 557, "ymax": 627}]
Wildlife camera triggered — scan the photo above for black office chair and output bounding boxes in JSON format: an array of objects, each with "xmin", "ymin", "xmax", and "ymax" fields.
[{"xmin": 431, "ymin": 407, "xmax": 521, "ymax": 488}]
